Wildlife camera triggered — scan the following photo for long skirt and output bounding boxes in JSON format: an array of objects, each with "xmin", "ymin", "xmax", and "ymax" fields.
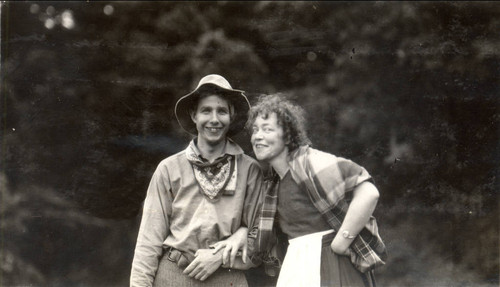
[
  {"xmin": 153, "ymin": 253, "xmax": 248, "ymax": 287},
  {"xmin": 277, "ymin": 230, "xmax": 376, "ymax": 287}
]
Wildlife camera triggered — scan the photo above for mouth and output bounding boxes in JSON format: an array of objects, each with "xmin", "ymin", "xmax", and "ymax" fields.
[
  {"xmin": 206, "ymin": 127, "xmax": 223, "ymax": 133},
  {"xmin": 254, "ymin": 143, "xmax": 268, "ymax": 149}
]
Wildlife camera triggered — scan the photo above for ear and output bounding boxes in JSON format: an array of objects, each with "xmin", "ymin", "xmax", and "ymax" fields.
[
  {"xmin": 228, "ymin": 104, "xmax": 235, "ymax": 123},
  {"xmin": 190, "ymin": 110, "xmax": 197, "ymax": 124},
  {"xmin": 229, "ymin": 112, "xmax": 235, "ymax": 124},
  {"xmin": 285, "ymin": 134, "xmax": 292, "ymax": 145}
]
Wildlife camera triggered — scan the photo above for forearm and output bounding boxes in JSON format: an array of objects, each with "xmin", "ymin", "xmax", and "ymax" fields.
[
  {"xmin": 130, "ymin": 230, "xmax": 165, "ymax": 286},
  {"xmin": 331, "ymin": 181, "xmax": 379, "ymax": 253},
  {"xmin": 130, "ymin": 246, "xmax": 160, "ymax": 287},
  {"xmin": 130, "ymin": 214, "xmax": 168, "ymax": 286},
  {"xmin": 218, "ymin": 231, "xmax": 257, "ymax": 270},
  {"xmin": 222, "ymin": 256, "xmax": 257, "ymax": 270}
]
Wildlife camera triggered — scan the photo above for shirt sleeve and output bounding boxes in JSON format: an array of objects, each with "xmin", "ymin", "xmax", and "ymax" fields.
[
  {"xmin": 242, "ymin": 160, "xmax": 264, "ymax": 228},
  {"xmin": 130, "ymin": 163, "xmax": 172, "ymax": 287},
  {"xmin": 243, "ymin": 160, "xmax": 265, "ymax": 260},
  {"xmin": 336, "ymin": 157, "xmax": 373, "ymax": 195}
]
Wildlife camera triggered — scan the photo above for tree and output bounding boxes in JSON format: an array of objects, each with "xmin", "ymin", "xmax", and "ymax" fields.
[{"xmin": 1, "ymin": 1, "xmax": 498, "ymax": 285}]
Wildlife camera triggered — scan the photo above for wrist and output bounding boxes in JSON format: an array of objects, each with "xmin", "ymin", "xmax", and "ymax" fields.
[
  {"xmin": 330, "ymin": 240, "xmax": 347, "ymax": 254},
  {"xmin": 341, "ymin": 230, "xmax": 357, "ymax": 239},
  {"xmin": 331, "ymin": 233, "xmax": 353, "ymax": 254},
  {"xmin": 236, "ymin": 226, "xmax": 248, "ymax": 236},
  {"xmin": 210, "ymin": 248, "xmax": 224, "ymax": 265}
]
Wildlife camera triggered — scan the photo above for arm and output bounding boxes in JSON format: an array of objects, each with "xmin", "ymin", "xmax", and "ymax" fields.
[
  {"xmin": 209, "ymin": 227, "xmax": 261, "ymax": 270},
  {"xmin": 330, "ymin": 181, "xmax": 379, "ymax": 255},
  {"xmin": 243, "ymin": 161, "xmax": 265, "ymax": 259},
  {"xmin": 130, "ymin": 165, "xmax": 172, "ymax": 287},
  {"xmin": 185, "ymin": 226, "xmax": 248, "ymax": 281},
  {"xmin": 209, "ymin": 160, "xmax": 265, "ymax": 268},
  {"xmin": 183, "ymin": 249, "xmax": 223, "ymax": 281},
  {"xmin": 183, "ymin": 246, "xmax": 257, "ymax": 282},
  {"xmin": 222, "ymin": 254, "xmax": 258, "ymax": 270},
  {"xmin": 183, "ymin": 161, "xmax": 264, "ymax": 280},
  {"xmin": 183, "ymin": 229, "xmax": 255, "ymax": 280},
  {"xmin": 210, "ymin": 226, "xmax": 249, "ymax": 267}
]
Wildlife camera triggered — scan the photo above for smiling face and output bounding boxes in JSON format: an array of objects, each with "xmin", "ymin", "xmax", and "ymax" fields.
[
  {"xmin": 251, "ymin": 112, "xmax": 288, "ymax": 167},
  {"xmin": 191, "ymin": 95, "xmax": 231, "ymax": 147}
]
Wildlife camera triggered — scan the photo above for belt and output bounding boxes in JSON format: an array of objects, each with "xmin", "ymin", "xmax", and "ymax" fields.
[{"xmin": 165, "ymin": 247, "xmax": 194, "ymax": 269}]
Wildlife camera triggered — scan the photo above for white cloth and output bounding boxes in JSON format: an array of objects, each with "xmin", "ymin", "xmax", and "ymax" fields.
[{"xmin": 277, "ymin": 230, "xmax": 334, "ymax": 287}]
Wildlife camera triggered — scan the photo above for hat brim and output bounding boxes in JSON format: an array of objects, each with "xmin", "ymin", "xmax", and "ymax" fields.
[{"xmin": 175, "ymin": 84, "xmax": 250, "ymax": 137}]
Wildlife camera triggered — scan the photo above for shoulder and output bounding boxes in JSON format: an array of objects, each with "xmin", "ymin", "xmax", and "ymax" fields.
[
  {"xmin": 238, "ymin": 153, "xmax": 261, "ymax": 167},
  {"xmin": 307, "ymin": 148, "xmax": 364, "ymax": 171},
  {"xmin": 156, "ymin": 149, "xmax": 188, "ymax": 171},
  {"xmin": 236, "ymin": 153, "xmax": 264, "ymax": 178},
  {"xmin": 307, "ymin": 147, "xmax": 337, "ymax": 158},
  {"xmin": 302, "ymin": 147, "xmax": 339, "ymax": 167},
  {"xmin": 239, "ymin": 153, "xmax": 259, "ymax": 164}
]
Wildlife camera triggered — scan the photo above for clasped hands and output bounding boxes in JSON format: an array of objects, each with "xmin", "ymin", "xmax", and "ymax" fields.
[{"xmin": 183, "ymin": 227, "xmax": 249, "ymax": 281}]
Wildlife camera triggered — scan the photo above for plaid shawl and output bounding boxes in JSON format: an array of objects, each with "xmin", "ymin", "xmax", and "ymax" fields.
[{"xmin": 255, "ymin": 146, "xmax": 387, "ymax": 273}]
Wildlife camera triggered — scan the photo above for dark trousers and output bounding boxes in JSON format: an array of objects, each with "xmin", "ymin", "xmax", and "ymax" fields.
[{"xmin": 245, "ymin": 265, "xmax": 278, "ymax": 287}]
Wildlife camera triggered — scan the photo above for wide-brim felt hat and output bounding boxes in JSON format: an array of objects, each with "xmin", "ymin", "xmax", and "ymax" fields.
[{"xmin": 175, "ymin": 74, "xmax": 250, "ymax": 137}]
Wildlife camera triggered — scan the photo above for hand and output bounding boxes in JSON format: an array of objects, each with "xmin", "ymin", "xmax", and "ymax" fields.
[
  {"xmin": 210, "ymin": 227, "xmax": 248, "ymax": 268},
  {"xmin": 183, "ymin": 249, "xmax": 222, "ymax": 281}
]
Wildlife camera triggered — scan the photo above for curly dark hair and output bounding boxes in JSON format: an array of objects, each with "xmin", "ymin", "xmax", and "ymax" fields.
[{"xmin": 246, "ymin": 93, "xmax": 311, "ymax": 152}]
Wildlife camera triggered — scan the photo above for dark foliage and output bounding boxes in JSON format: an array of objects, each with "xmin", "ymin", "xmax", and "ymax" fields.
[{"xmin": 1, "ymin": 1, "xmax": 498, "ymax": 286}]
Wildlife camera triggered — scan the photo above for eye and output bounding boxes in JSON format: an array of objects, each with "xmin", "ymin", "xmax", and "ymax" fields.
[
  {"xmin": 251, "ymin": 126, "xmax": 258, "ymax": 134},
  {"xmin": 218, "ymin": 108, "xmax": 229, "ymax": 115},
  {"xmin": 200, "ymin": 107, "xmax": 211, "ymax": 114}
]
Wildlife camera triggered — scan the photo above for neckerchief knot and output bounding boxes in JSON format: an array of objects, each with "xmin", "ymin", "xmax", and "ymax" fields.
[{"xmin": 186, "ymin": 141, "xmax": 237, "ymax": 200}]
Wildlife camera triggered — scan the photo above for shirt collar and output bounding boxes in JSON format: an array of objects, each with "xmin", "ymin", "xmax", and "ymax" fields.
[{"xmin": 189, "ymin": 138, "xmax": 243, "ymax": 160}]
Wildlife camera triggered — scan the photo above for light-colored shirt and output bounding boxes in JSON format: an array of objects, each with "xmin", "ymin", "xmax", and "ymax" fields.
[{"xmin": 130, "ymin": 139, "xmax": 263, "ymax": 287}]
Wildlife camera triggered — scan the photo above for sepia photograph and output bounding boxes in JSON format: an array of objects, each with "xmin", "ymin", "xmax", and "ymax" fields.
[{"xmin": 1, "ymin": 1, "xmax": 498, "ymax": 286}]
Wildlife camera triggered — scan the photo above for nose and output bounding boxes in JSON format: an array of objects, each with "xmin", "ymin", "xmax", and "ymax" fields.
[
  {"xmin": 252, "ymin": 129, "xmax": 264, "ymax": 141},
  {"xmin": 209, "ymin": 111, "xmax": 220, "ymax": 123}
]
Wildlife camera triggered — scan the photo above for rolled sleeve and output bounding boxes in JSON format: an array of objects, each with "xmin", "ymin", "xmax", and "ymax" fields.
[{"xmin": 336, "ymin": 157, "xmax": 373, "ymax": 193}]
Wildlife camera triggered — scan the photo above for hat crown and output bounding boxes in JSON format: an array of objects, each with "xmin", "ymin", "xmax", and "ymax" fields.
[{"xmin": 195, "ymin": 74, "xmax": 233, "ymax": 90}]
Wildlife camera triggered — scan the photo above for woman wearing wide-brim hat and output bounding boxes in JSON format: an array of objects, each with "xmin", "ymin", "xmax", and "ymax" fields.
[
  {"xmin": 131, "ymin": 74, "xmax": 263, "ymax": 287},
  {"xmin": 174, "ymin": 74, "xmax": 250, "ymax": 138}
]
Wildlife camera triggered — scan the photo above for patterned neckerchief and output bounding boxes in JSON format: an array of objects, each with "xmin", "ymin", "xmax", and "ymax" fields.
[{"xmin": 185, "ymin": 140, "xmax": 238, "ymax": 200}]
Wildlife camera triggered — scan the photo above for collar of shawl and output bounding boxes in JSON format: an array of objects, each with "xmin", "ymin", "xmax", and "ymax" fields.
[{"xmin": 185, "ymin": 139, "xmax": 240, "ymax": 200}]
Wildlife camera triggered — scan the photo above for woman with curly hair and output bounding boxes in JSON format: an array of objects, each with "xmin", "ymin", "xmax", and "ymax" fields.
[{"xmin": 246, "ymin": 94, "xmax": 387, "ymax": 287}]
